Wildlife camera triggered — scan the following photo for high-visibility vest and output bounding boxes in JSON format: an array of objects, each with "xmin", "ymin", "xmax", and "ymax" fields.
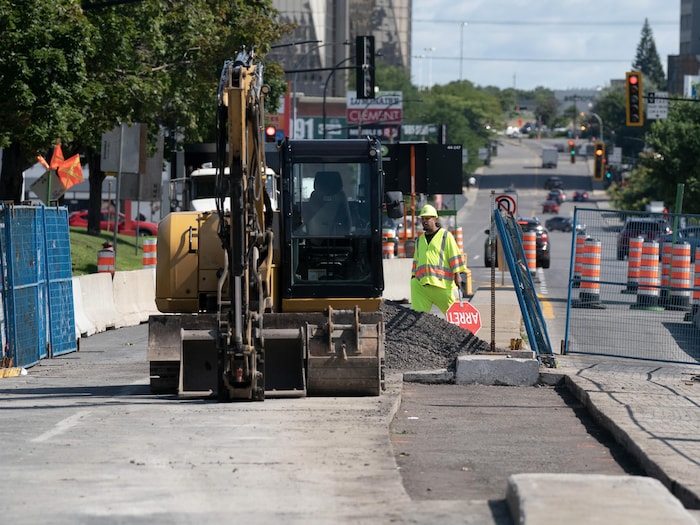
[{"xmin": 411, "ymin": 228, "xmax": 466, "ymax": 289}]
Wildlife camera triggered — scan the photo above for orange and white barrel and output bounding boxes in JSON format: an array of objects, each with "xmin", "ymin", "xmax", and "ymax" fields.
[
  {"xmin": 382, "ymin": 238, "xmax": 394, "ymax": 259},
  {"xmin": 97, "ymin": 248, "xmax": 115, "ymax": 274},
  {"xmin": 634, "ymin": 240, "xmax": 661, "ymax": 310},
  {"xmin": 142, "ymin": 237, "xmax": 157, "ymax": 268},
  {"xmin": 668, "ymin": 242, "xmax": 692, "ymax": 310},
  {"xmin": 523, "ymin": 231, "xmax": 537, "ymax": 275},
  {"xmin": 624, "ymin": 236, "xmax": 644, "ymax": 293},
  {"xmin": 578, "ymin": 238, "xmax": 602, "ymax": 306},
  {"xmin": 453, "ymin": 227, "xmax": 464, "ymax": 253},
  {"xmin": 397, "ymin": 240, "xmax": 406, "ymax": 258},
  {"xmin": 572, "ymin": 232, "xmax": 587, "ymax": 288}
]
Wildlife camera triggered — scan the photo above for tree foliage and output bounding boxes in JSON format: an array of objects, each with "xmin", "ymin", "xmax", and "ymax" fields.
[
  {"xmin": 0, "ymin": 0, "xmax": 288, "ymax": 214},
  {"xmin": 632, "ymin": 18, "xmax": 666, "ymax": 91}
]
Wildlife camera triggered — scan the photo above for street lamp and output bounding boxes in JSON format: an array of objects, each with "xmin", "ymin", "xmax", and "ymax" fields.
[
  {"xmin": 424, "ymin": 47, "xmax": 436, "ymax": 89},
  {"xmin": 590, "ymin": 112, "xmax": 604, "ymax": 142},
  {"xmin": 322, "ymin": 56, "xmax": 355, "ymax": 139},
  {"xmin": 413, "ymin": 55, "xmax": 424, "ymax": 90},
  {"xmin": 287, "ymin": 41, "xmax": 351, "ymax": 139},
  {"xmin": 459, "ymin": 22, "xmax": 468, "ymax": 81}
]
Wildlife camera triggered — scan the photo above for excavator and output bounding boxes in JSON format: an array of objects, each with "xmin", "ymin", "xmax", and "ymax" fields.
[{"xmin": 147, "ymin": 48, "xmax": 402, "ymax": 400}]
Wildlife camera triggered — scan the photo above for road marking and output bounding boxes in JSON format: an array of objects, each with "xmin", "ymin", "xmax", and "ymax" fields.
[{"xmin": 31, "ymin": 410, "xmax": 91, "ymax": 443}]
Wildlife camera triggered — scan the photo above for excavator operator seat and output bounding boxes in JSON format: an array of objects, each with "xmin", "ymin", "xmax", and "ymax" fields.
[{"xmin": 305, "ymin": 171, "xmax": 352, "ymax": 236}]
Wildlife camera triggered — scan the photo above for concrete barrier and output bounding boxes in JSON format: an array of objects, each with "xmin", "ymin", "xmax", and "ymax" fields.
[
  {"xmin": 112, "ymin": 269, "xmax": 159, "ymax": 325},
  {"xmin": 382, "ymin": 258, "xmax": 413, "ymax": 302},
  {"xmin": 455, "ymin": 355, "xmax": 539, "ymax": 386},
  {"xmin": 78, "ymin": 273, "xmax": 123, "ymax": 333},
  {"xmin": 71, "ymin": 277, "xmax": 96, "ymax": 337}
]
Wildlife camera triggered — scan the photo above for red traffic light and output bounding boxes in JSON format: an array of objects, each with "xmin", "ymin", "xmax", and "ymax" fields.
[
  {"xmin": 265, "ymin": 126, "xmax": 277, "ymax": 142},
  {"xmin": 628, "ymin": 74, "xmax": 639, "ymax": 85}
]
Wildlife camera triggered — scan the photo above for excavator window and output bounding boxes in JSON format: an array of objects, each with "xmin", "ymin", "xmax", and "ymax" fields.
[{"xmin": 290, "ymin": 163, "xmax": 373, "ymax": 284}]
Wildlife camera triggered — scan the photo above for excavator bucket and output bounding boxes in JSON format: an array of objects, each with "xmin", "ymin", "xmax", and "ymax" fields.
[{"xmin": 262, "ymin": 308, "xmax": 384, "ymax": 397}]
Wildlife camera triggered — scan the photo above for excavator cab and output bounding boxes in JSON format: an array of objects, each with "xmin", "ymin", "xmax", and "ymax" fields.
[{"xmin": 279, "ymin": 138, "xmax": 384, "ymax": 307}]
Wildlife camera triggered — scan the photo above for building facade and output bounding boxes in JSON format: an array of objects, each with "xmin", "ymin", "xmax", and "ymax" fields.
[{"xmin": 269, "ymin": 0, "xmax": 411, "ymax": 99}]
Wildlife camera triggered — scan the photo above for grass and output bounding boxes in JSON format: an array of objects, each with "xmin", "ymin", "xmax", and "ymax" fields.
[{"xmin": 70, "ymin": 227, "xmax": 154, "ymax": 276}]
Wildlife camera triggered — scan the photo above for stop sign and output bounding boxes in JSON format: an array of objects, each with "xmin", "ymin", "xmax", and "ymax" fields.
[{"xmin": 446, "ymin": 301, "xmax": 482, "ymax": 335}]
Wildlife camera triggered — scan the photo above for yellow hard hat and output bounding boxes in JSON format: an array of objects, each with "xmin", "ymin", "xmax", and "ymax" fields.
[{"xmin": 419, "ymin": 204, "xmax": 438, "ymax": 217}]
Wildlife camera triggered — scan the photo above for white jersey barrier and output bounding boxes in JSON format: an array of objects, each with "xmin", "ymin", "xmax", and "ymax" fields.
[
  {"xmin": 71, "ymin": 277, "xmax": 96, "ymax": 338},
  {"xmin": 77, "ymin": 272, "xmax": 124, "ymax": 333},
  {"xmin": 73, "ymin": 269, "xmax": 160, "ymax": 338},
  {"xmin": 112, "ymin": 269, "xmax": 159, "ymax": 325}
]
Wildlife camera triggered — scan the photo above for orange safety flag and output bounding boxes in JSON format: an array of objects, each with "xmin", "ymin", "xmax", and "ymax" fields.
[
  {"xmin": 50, "ymin": 143, "xmax": 64, "ymax": 169},
  {"xmin": 57, "ymin": 154, "xmax": 84, "ymax": 190},
  {"xmin": 37, "ymin": 155, "xmax": 50, "ymax": 169}
]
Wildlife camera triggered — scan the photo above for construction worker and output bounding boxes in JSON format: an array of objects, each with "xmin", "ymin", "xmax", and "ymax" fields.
[{"xmin": 410, "ymin": 204, "xmax": 467, "ymax": 314}]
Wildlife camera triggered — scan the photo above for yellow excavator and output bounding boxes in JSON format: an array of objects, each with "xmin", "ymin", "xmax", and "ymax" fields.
[{"xmin": 147, "ymin": 48, "xmax": 403, "ymax": 400}]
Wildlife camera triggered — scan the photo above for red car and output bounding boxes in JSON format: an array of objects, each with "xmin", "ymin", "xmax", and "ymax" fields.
[
  {"xmin": 542, "ymin": 200, "xmax": 559, "ymax": 214},
  {"xmin": 68, "ymin": 210, "xmax": 158, "ymax": 237}
]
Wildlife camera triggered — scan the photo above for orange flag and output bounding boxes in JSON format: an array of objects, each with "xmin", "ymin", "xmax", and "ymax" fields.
[
  {"xmin": 37, "ymin": 155, "xmax": 50, "ymax": 169},
  {"xmin": 57, "ymin": 154, "xmax": 84, "ymax": 190},
  {"xmin": 50, "ymin": 143, "xmax": 64, "ymax": 169}
]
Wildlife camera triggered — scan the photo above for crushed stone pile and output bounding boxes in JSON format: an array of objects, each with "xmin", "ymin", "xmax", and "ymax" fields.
[{"xmin": 380, "ymin": 300, "xmax": 493, "ymax": 371}]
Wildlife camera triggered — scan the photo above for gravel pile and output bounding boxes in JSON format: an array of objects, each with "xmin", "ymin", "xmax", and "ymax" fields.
[{"xmin": 380, "ymin": 300, "xmax": 493, "ymax": 372}]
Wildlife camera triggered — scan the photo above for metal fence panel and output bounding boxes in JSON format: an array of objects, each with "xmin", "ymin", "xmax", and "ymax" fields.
[
  {"xmin": 565, "ymin": 207, "xmax": 700, "ymax": 365},
  {"xmin": 0, "ymin": 205, "xmax": 76, "ymax": 368},
  {"xmin": 494, "ymin": 210, "xmax": 554, "ymax": 365},
  {"xmin": 44, "ymin": 207, "xmax": 76, "ymax": 357}
]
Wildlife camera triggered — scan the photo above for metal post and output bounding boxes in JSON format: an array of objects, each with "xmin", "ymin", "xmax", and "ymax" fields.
[
  {"xmin": 322, "ymin": 56, "xmax": 354, "ymax": 139},
  {"xmin": 590, "ymin": 112, "xmax": 604, "ymax": 142},
  {"xmin": 459, "ymin": 23, "xmax": 467, "ymax": 81}
]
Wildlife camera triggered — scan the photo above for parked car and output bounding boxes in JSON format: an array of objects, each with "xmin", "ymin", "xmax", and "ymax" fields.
[
  {"xmin": 542, "ymin": 200, "xmax": 559, "ymax": 214},
  {"xmin": 69, "ymin": 210, "xmax": 159, "ymax": 237},
  {"xmin": 616, "ymin": 217, "xmax": 672, "ymax": 260},
  {"xmin": 572, "ymin": 191, "xmax": 589, "ymax": 202},
  {"xmin": 484, "ymin": 217, "xmax": 550, "ymax": 269},
  {"xmin": 547, "ymin": 189, "xmax": 566, "ymax": 204},
  {"xmin": 657, "ymin": 226, "xmax": 700, "ymax": 262},
  {"xmin": 545, "ymin": 216, "xmax": 573, "ymax": 232},
  {"xmin": 544, "ymin": 176, "xmax": 563, "ymax": 190}
]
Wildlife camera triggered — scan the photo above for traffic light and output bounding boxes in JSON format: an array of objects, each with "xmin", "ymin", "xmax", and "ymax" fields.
[
  {"xmin": 355, "ymin": 35, "xmax": 376, "ymax": 99},
  {"xmin": 625, "ymin": 72, "xmax": 644, "ymax": 127},
  {"xmin": 265, "ymin": 125, "xmax": 277, "ymax": 142},
  {"xmin": 593, "ymin": 141, "xmax": 605, "ymax": 181},
  {"xmin": 568, "ymin": 140, "xmax": 576, "ymax": 164}
]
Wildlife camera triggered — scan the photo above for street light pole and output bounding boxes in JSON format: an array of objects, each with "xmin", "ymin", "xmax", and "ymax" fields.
[
  {"xmin": 322, "ymin": 56, "xmax": 355, "ymax": 139},
  {"xmin": 424, "ymin": 47, "xmax": 436, "ymax": 89},
  {"xmin": 590, "ymin": 112, "xmax": 604, "ymax": 142},
  {"xmin": 459, "ymin": 22, "xmax": 467, "ymax": 81}
]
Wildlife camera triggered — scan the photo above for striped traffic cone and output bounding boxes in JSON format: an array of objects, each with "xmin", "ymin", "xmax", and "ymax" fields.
[
  {"xmin": 574, "ymin": 238, "xmax": 605, "ymax": 309},
  {"xmin": 622, "ymin": 236, "xmax": 643, "ymax": 294},
  {"xmin": 631, "ymin": 240, "xmax": 663, "ymax": 311},
  {"xmin": 667, "ymin": 242, "xmax": 691, "ymax": 311}
]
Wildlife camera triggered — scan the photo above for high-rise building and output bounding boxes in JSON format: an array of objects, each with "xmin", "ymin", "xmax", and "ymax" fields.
[
  {"xmin": 269, "ymin": 1, "xmax": 411, "ymax": 99},
  {"xmin": 668, "ymin": 0, "xmax": 700, "ymax": 94}
]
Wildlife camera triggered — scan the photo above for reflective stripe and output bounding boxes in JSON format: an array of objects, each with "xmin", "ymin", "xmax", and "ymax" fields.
[{"xmin": 412, "ymin": 228, "xmax": 467, "ymax": 288}]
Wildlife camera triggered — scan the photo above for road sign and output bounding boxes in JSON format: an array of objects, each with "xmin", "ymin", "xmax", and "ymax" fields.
[
  {"xmin": 446, "ymin": 300, "xmax": 482, "ymax": 334},
  {"xmin": 495, "ymin": 193, "xmax": 517, "ymax": 215},
  {"xmin": 647, "ymin": 91, "xmax": 668, "ymax": 120}
]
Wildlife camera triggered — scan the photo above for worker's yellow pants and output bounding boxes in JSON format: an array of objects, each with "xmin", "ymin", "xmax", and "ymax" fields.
[{"xmin": 410, "ymin": 278, "xmax": 455, "ymax": 315}]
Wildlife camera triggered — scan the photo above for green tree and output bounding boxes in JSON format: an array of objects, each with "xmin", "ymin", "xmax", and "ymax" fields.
[
  {"xmin": 641, "ymin": 102, "xmax": 700, "ymax": 213},
  {"xmin": 0, "ymin": 0, "xmax": 287, "ymax": 219},
  {"xmin": 632, "ymin": 18, "xmax": 666, "ymax": 91},
  {"xmin": 0, "ymin": 0, "xmax": 94, "ymax": 201}
]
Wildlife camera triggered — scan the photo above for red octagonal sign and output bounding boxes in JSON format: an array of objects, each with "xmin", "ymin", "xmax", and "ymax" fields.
[{"xmin": 446, "ymin": 301, "xmax": 482, "ymax": 335}]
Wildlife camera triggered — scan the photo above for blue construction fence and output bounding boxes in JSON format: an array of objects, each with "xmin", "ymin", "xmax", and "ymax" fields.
[{"xmin": 0, "ymin": 205, "xmax": 77, "ymax": 368}]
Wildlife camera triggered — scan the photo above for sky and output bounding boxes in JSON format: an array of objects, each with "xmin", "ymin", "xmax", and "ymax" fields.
[{"xmin": 411, "ymin": 0, "xmax": 681, "ymax": 91}]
